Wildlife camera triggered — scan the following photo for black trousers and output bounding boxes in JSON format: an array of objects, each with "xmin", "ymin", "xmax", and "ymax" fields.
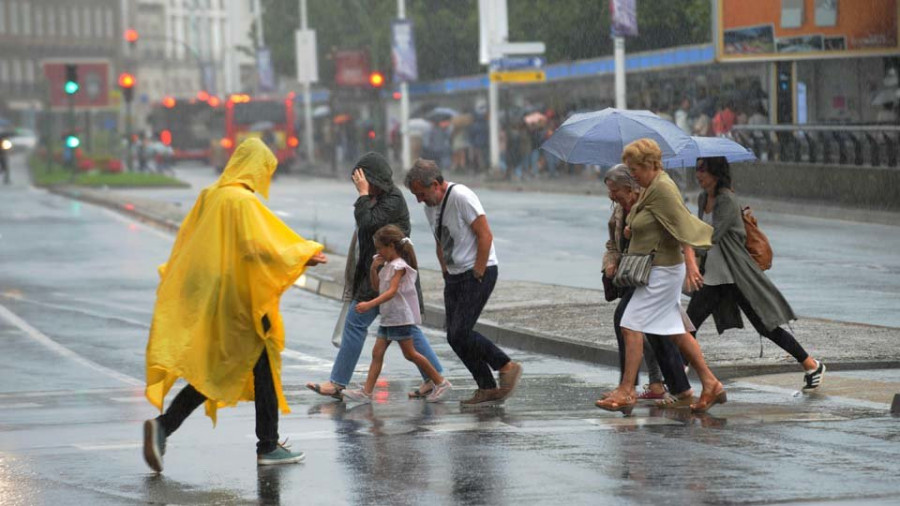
[
  {"xmin": 157, "ymin": 348, "xmax": 279, "ymax": 455},
  {"xmin": 444, "ymin": 266, "xmax": 510, "ymax": 389},
  {"xmin": 687, "ymin": 284, "xmax": 809, "ymax": 364},
  {"xmin": 614, "ymin": 288, "xmax": 692, "ymax": 395}
]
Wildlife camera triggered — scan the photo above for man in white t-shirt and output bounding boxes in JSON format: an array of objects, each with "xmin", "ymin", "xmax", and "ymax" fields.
[{"xmin": 405, "ymin": 159, "xmax": 523, "ymax": 407}]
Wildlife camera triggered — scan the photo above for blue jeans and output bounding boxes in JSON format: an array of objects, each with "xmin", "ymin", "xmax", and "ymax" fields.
[{"xmin": 329, "ymin": 301, "xmax": 443, "ymax": 387}]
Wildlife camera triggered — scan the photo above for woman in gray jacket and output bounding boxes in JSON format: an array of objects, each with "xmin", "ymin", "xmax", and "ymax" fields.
[{"xmin": 687, "ymin": 157, "xmax": 825, "ymax": 390}]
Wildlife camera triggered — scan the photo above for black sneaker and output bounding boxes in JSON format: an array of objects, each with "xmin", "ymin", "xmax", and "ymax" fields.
[
  {"xmin": 802, "ymin": 361, "xmax": 826, "ymax": 390},
  {"xmin": 143, "ymin": 419, "xmax": 167, "ymax": 473}
]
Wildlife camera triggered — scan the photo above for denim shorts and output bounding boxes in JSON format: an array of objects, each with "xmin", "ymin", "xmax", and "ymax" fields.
[{"xmin": 377, "ymin": 325, "xmax": 416, "ymax": 341}]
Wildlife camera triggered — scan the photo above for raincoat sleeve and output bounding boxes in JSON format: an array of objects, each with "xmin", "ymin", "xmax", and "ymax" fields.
[
  {"xmin": 644, "ymin": 178, "xmax": 713, "ymax": 250},
  {"xmin": 235, "ymin": 197, "xmax": 324, "ymax": 340}
]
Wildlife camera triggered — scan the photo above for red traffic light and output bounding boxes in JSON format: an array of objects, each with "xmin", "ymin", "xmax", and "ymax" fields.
[
  {"xmin": 369, "ymin": 72, "xmax": 384, "ymax": 88},
  {"xmin": 118, "ymin": 72, "xmax": 136, "ymax": 89},
  {"xmin": 124, "ymin": 28, "xmax": 139, "ymax": 43},
  {"xmin": 197, "ymin": 90, "xmax": 210, "ymax": 102},
  {"xmin": 162, "ymin": 96, "xmax": 176, "ymax": 108}
]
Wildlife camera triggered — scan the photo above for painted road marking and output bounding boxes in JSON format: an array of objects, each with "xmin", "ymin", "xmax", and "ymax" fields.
[
  {"xmin": 99, "ymin": 208, "xmax": 175, "ymax": 242},
  {"xmin": 110, "ymin": 397, "xmax": 147, "ymax": 403},
  {"xmin": 1, "ymin": 294, "xmax": 150, "ymax": 328},
  {"xmin": 0, "ymin": 303, "xmax": 143, "ymax": 386},
  {"xmin": 55, "ymin": 293, "xmax": 154, "ymax": 316},
  {"xmin": 281, "ymin": 348, "xmax": 334, "ymax": 367},
  {"xmin": 0, "ymin": 403, "xmax": 41, "ymax": 409}
]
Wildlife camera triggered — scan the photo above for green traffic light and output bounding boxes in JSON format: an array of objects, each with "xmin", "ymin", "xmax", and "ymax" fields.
[
  {"xmin": 65, "ymin": 135, "xmax": 81, "ymax": 149},
  {"xmin": 65, "ymin": 81, "xmax": 80, "ymax": 95}
]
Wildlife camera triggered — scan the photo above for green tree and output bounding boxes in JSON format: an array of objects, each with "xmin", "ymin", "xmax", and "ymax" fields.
[{"xmin": 259, "ymin": 0, "xmax": 711, "ymax": 85}]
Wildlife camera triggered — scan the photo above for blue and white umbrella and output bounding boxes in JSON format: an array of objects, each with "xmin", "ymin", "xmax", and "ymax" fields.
[
  {"xmin": 663, "ymin": 136, "xmax": 757, "ymax": 169},
  {"xmin": 541, "ymin": 108, "xmax": 693, "ymax": 167}
]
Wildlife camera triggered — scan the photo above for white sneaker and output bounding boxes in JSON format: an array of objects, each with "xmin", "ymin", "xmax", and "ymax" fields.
[
  {"xmin": 425, "ymin": 380, "xmax": 453, "ymax": 403},
  {"xmin": 342, "ymin": 388, "xmax": 372, "ymax": 403}
]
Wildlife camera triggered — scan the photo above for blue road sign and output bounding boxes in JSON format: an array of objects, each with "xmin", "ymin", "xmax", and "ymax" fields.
[{"xmin": 490, "ymin": 56, "xmax": 545, "ymax": 71}]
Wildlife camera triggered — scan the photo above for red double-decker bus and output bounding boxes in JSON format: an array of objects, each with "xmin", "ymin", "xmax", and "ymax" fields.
[
  {"xmin": 147, "ymin": 96, "xmax": 224, "ymax": 162},
  {"xmin": 215, "ymin": 94, "xmax": 299, "ymax": 171}
]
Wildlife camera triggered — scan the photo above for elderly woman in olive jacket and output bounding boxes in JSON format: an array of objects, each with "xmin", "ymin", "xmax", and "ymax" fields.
[{"xmin": 687, "ymin": 157, "xmax": 825, "ymax": 390}]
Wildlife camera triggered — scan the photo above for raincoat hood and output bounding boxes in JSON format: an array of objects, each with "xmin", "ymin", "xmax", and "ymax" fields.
[
  {"xmin": 217, "ymin": 138, "xmax": 277, "ymax": 199},
  {"xmin": 354, "ymin": 151, "xmax": 394, "ymax": 192}
]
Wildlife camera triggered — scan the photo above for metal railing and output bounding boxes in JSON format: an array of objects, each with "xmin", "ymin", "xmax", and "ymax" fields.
[{"xmin": 731, "ymin": 124, "xmax": 900, "ymax": 167}]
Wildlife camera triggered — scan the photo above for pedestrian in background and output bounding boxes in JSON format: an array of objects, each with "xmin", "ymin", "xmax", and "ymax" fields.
[
  {"xmin": 602, "ymin": 165, "xmax": 693, "ymax": 405},
  {"xmin": 689, "ymin": 157, "xmax": 825, "ymax": 389},
  {"xmin": 342, "ymin": 225, "xmax": 453, "ymax": 404},
  {"xmin": 596, "ymin": 139, "xmax": 725, "ymax": 414},
  {"xmin": 306, "ymin": 152, "xmax": 444, "ymax": 401},
  {"xmin": 405, "ymin": 159, "xmax": 523, "ymax": 407},
  {"xmin": 143, "ymin": 138, "xmax": 327, "ymax": 473}
]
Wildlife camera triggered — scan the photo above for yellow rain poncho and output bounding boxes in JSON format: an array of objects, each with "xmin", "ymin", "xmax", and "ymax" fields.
[{"xmin": 146, "ymin": 138, "xmax": 323, "ymax": 423}]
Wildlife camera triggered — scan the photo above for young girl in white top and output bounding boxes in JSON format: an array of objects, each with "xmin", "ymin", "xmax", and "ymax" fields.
[{"xmin": 342, "ymin": 225, "xmax": 452, "ymax": 403}]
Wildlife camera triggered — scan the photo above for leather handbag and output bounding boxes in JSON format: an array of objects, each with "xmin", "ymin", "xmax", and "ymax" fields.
[
  {"xmin": 741, "ymin": 206, "xmax": 773, "ymax": 271},
  {"xmin": 612, "ymin": 252, "xmax": 655, "ymax": 288}
]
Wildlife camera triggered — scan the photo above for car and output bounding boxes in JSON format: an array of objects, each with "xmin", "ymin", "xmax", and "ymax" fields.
[{"xmin": 8, "ymin": 127, "xmax": 37, "ymax": 151}]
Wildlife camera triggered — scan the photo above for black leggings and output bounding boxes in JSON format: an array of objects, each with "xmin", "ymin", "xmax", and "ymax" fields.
[
  {"xmin": 157, "ymin": 317, "xmax": 279, "ymax": 455},
  {"xmin": 687, "ymin": 284, "xmax": 809, "ymax": 364}
]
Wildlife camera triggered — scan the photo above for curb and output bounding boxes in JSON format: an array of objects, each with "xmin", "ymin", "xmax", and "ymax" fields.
[{"xmin": 47, "ymin": 184, "xmax": 900, "ymax": 380}]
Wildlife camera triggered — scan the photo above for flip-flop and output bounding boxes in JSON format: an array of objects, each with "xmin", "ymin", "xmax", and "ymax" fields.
[{"xmin": 306, "ymin": 383, "xmax": 344, "ymax": 400}]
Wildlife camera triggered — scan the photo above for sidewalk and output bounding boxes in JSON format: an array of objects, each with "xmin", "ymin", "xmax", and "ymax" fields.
[
  {"xmin": 47, "ymin": 184, "xmax": 900, "ymax": 381},
  {"xmin": 297, "ymin": 162, "xmax": 900, "ymax": 227}
]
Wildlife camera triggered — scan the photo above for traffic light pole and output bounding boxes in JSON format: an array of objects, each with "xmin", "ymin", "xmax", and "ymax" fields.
[
  {"xmin": 67, "ymin": 94, "xmax": 76, "ymax": 174},
  {"xmin": 125, "ymin": 100, "xmax": 133, "ymax": 172}
]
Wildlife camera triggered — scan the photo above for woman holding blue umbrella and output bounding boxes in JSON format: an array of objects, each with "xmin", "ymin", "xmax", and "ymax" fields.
[{"xmin": 596, "ymin": 139, "xmax": 726, "ymax": 414}]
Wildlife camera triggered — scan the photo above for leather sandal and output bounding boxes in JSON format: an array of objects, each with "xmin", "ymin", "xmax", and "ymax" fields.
[
  {"xmin": 595, "ymin": 394, "xmax": 637, "ymax": 415},
  {"xmin": 690, "ymin": 385, "xmax": 727, "ymax": 413},
  {"xmin": 306, "ymin": 382, "xmax": 345, "ymax": 401}
]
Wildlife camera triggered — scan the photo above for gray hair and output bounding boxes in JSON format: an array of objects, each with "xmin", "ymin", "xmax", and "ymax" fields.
[
  {"xmin": 404, "ymin": 158, "xmax": 444, "ymax": 188},
  {"xmin": 604, "ymin": 164, "xmax": 640, "ymax": 192}
]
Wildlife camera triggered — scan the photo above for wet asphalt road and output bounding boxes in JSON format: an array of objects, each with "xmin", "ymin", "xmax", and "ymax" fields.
[
  {"xmin": 128, "ymin": 163, "xmax": 900, "ymax": 328},
  {"xmin": 2, "ymin": 157, "xmax": 900, "ymax": 505}
]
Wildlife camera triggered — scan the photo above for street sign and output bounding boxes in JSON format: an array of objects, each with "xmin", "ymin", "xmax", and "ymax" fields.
[
  {"xmin": 490, "ymin": 56, "xmax": 545, "ymax": 71},
  {"xmin": 491, "ymin": 41, "xmax": 545, "ymax": 57},
  {"xmin": 489, "ymin": 69, "xmax": 546, "ymax": 83}
]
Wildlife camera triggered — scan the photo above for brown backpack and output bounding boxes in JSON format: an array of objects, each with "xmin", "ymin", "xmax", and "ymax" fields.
[{"xmin": 741, "ymin": 206, "xmax": 772, "ymax": 270}]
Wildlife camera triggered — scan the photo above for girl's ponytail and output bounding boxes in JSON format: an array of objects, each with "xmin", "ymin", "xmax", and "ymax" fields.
[{"xmin": 397, "ymin": 237, "xmax": 418, "ymax": 271}]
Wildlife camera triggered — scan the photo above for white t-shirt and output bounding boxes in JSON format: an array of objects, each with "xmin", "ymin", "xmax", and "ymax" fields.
[
  {"xmin": 424, "ymin": 183, "xmax": 499, "ymax": 275},
  {"xmin": 377, "ymin": 257, "xmax": 421, "ymax": 326}
]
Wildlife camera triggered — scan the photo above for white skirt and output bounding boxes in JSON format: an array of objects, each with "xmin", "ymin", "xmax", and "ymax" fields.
[{"xmin": 620, "ymin": 263, "xmax": 696, "ymax": 336}]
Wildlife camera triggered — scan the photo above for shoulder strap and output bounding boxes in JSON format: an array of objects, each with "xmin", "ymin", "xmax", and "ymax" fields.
[{"xmin": 435, "ymin": 184, "xmax": 456, "ymax": 242}]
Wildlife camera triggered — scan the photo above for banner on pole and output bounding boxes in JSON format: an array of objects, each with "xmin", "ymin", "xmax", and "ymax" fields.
[
  {"xmin": 256, "ymin": 47, "xmax": 276, "ymax": 92},
  {"xmin": 391, "ymin": 20, "xmax": 418, "ymax": 82},
  {"xmin": 610, "ymin": 0, "xmax": 638, "ymax": 37},
  {"xmin": 295, "ymin": 29, "xmax": 319, "ymax": 83}
]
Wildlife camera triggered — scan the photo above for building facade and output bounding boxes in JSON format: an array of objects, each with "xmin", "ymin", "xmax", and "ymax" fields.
[{"xmin": 0, "ymin": 0, "xmax": 128, "ymax": 129}]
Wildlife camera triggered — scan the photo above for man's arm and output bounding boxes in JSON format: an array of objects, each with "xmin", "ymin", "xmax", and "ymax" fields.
[
  {"xmin": 471, "ymin": 214, "xmax": 493, "ymax": 281},
  {"xmin": 436, "ymin": 239, "xmax": 448, "ymax": 274}
]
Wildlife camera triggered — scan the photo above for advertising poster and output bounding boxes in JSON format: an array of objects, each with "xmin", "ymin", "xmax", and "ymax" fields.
[
  {"xmin": 717, "ymin": 0, "xmax": 899, "ymax": 61},
  {"xmin": 610, "ymin": 0, "xmax": 639, "ymax": 37},
  {"xmin": 334, "ymin": 50, "xmax": 370, "ymax": 87}
]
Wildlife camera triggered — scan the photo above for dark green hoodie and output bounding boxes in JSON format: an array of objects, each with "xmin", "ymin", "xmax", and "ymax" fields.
[{"xmin": 350, "ymin": 152, "xmax": 411, "ymax": 302}]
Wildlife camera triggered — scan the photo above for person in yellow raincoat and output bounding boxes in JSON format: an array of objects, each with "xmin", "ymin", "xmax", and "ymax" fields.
[{"xmin": 142, "ymin": 138, "xmax": 327, "ymax": 473}]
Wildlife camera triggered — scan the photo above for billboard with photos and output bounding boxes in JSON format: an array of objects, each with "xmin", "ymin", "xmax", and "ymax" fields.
[{"xmin": 717, "ymin": 0, "xmax": 898, "ymax": 61}]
